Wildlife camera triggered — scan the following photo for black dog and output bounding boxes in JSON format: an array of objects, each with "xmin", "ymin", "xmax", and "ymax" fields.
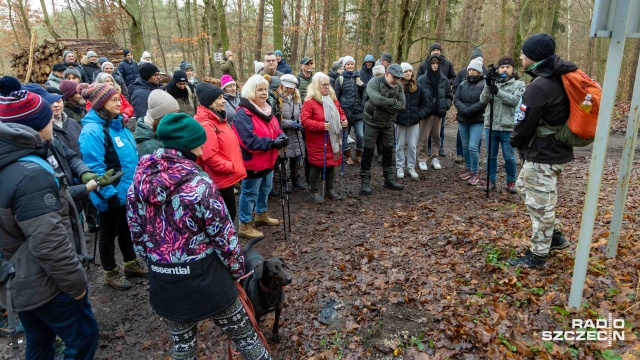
[{"xmin": 242, "ymin": 237, "xmax": 292, "ymax": 343}]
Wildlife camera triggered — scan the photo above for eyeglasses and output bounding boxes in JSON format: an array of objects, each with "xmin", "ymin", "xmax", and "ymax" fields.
[{"xmin": 109, "ymin": 97, "xmax": 121, "ymax": 104}]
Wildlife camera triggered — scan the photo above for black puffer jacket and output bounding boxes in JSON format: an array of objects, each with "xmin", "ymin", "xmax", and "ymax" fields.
[
  {"xmin": 129, "ymin": 78, "xmax": 162, "ymax": 119},
  {"xmin": 416, "ymin": 55, "xmax": 453, "ymax": 117},
  {"xmin": 395, "ymin": 82, "xmax": 428, "ymax": 127},
  {"xmin": 417, "ymin": 54, "xmax": 456, "ymax": 86},
  {"xmin": 334, "ymin": 71, "xmax": 365, "ymax": 122},
  {"xmin": 510, "ymin": 54, "xmax": 576, "ymax": 164},
  {"xmin": 53, "ymin": 113, "xmax": 83, "ymax": 158},
  {"xmin": 117, "ymin": 59, "xmax": 140, "ymax": 86},
  {"xmin": 454, "ymin": 77, "xmax": 486, "ymax": 124},
  {"xmin": 360, "ymin": 61, "xmax": 374, "ymax": 85},
  {"xmin": 0, "ymin": 122, "xmax": 87, "ymax": 312}
]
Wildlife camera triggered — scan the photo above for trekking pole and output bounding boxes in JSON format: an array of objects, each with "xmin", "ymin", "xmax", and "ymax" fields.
[
  {"xmin": 90, "ymin": 211, "xmax": 99, "ymax": 264},
  {"xmin": 278, "ymin": 154, "xmax": 287, "ymax": 241},
  {"xmin": 283, "ymin": 149, "xmax": 291, "ymax": 233},
  {"xmin": 322, "ymin": 129, "xmax": 328, "ymax": 198},
  {"xmin": 486, "ymin": 91, "xmax": 495, "ymax": 198},
  {"xmin": 341, "ymin": 128, "xmax": 346, "ymax": 197},
  {"xmin": 295, "ymin": 128, "xmax": 305, "ymax": 179}
]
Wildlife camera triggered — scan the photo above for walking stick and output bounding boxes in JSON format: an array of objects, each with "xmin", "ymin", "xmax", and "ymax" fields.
[
  {"xmin": 295, "ymin": 128, "xmax": 305, "ymax": 181},
  {"xmin": 341, "ymin": 128, "xmax": 345, "ymax": 197},
  {"xmin": 486, "ymin": 92, "xmax": 495, "ymax": 198},
  {"xmin": 283, "ymin": 150, "xmax": 291, "ymax": 233},
  {"xmin": 90, "ymin": 212, "xmax": 99, "ymax": 264},
  {"xmin": 278, "ymin": 155, "xmax": 287, "ymax": 241},
  {"xmin": 322, "ymin": 130, "xmax": 328, "ymax": 198}
]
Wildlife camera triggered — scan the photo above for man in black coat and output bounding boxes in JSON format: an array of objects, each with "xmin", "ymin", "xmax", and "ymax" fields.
[
  {"xmin": 508, "ymin": 33, "xmax": 575, "ymax": 268},
  {"xmin": 128, "ymin": 63, "xmax": 163, "ymax": 119},
  {"xmin": 117, "ymin": 48, "xmax": 140, "ymax": 86}
]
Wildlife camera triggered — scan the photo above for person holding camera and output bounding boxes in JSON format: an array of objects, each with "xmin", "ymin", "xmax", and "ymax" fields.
[
  {"xmin": 233, "ymin": 75, "xmax": 288, "ymax": 239},
  {"xmin": 480, "ymin": 56, "xmax": 525, "ymax": 193}
]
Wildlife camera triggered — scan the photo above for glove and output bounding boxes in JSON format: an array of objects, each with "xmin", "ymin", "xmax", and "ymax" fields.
[
  {"xmin": 107, "ymin": 195, "xmax": 121, "ymax": 211},
  {"xmin": 485, "ymin": 76, "xmax": 492, "ymax": 86},
  {"xmin": 281, "ymin": 135, "xmax": 289, "ymax": 147},
  {"xmin": 81, "ymin": 172, "xmax": 98, "ymax": 184},
  {"xmin": 271, "ymin": 137, "xmax": 286, "ymax": 149},
  {"xmin": 490, "ymin": 84, "xmax": 499, "ymax": 95},
  {"xmin": 292, "ymin": 121, "xmax": 303, "ymax": 130},
  {"xmin": 96, "ymin": 169, "xmax": 124, "ymax": 187},
  {"xmin": 356, "ymin": 78, "xmax": 364, "ymax": 87}
]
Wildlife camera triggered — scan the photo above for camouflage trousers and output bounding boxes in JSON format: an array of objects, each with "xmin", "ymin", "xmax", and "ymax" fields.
[{"xmin": 516, "ymin": 161, "xmax": 567, "ymax": 256}]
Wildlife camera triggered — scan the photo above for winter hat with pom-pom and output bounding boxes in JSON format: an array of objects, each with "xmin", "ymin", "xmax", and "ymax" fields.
[
  {"xmin": 0, "ymin": 76, "xmax": 53, "ymax": 131},
  {"xmin": 77, "ymin": 83, "xmax": 119, "ymax": 110}
]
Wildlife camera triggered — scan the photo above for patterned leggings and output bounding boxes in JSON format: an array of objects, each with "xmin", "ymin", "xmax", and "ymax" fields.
[{"xmin": 165, "ymin": 298, "xmax": 271, "ymax": 360}]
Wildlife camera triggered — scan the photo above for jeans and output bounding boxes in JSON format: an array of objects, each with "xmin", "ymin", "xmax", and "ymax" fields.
[
  {"xmin": 343, "ymin": 120, "xmax": 364, "ymax": 151},
  {"xmin": 485, "ymin": 129, "xmax": 517, "ymax": 183},
  {"xmin": 395, "ymin": 123, "xmax": 420, "ymax": 169},
  {"xmin": 458, "ymin": 122, "xmax": 483, "ymax": 174},
  {"xmin": 19, "ymin": 291, "xmax": 99, "ymax": 360},
  {"xmin": 239, "ymin": 171, "xmax": 274, "ymax": 223},
  {"xmin": 456, "ymin": 130, "xmax": 463, "ymax": 157}
]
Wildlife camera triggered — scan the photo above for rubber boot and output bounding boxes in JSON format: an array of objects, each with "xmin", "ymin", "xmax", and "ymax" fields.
[
  {"xmin": 325, "ymin": 167, "xmax": 341, "ymax": 200},
  {"xmin": 290, "ymin": 157, "xmax": 306, "ymax": 190},
  {"xmin": 360, "ymin": 179, "xmax": 372, "ymax": 195},
  {"xmin": 309, "ymin": 166, "xmax": 324, "ymax": 203}
]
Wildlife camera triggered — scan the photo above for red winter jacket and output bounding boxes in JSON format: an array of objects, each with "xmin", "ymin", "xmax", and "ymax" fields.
[
  {"xmin": 300, "ymin": 97, "xmax": 346, "ymax": 167},
  {"xmin": 194, "ymin": 105, "xmax": 247, "ymax": 189}
]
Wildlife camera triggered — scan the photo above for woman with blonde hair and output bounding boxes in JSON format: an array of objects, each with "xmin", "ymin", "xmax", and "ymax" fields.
[
  {"xmin": 300, "ymin": 73, "xmax": 347, "ymax": 203},
  {"xmin": 89, "ymin": 72, "xmax": 134, "ymax": 123}
]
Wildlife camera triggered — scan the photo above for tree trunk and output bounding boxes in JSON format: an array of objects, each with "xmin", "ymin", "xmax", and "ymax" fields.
[
  {"xmin": 205, "ymin": 0, "xmax": 221, "ymax": 76},
  {"xmin": 65, "ymin": 0, "xmax": 80, "ymax": 38},
  {"xmin": 434, "ymin": 0, "xmax": 448, "ymax": 44},
  {"xmin": 15, "ymin": 0, "xmax": 32, "ymax": 39},
  {"xmin": 7, "ymin": 0, "xmax": 21, "ymax": 44},
  {"xmin": 237, "ymin": 0, "xmax": 244, "ymax": 81},
  {"xmin": 118, "ymin": 0, "xmax": 145, "ymax": 57},
  {"xmin": 627, "ymin": 41, "xmax": 640, "ymax": 102},
  {"xmin": 509, "ymin": 0, "xmax": 523, "ymax": 61},
  {"xmin": 149, "ymin": 0, "xmax": 168, "ymax": 73},
  {"xmin": 73, "ymin": 0, "xmax": 90, "ymax": 38},
  {"xmin": 320, "ymin": 0, "xmax": 328, "ymax": 71},
  {"xmin": 172, "ymin": 0, "xmax": 187, "ymax": 61},
  {"xmin": 273, "ymin": 0, "xmax": 283, "ymax": 51},
  {"xmin": 290, "ymin": 0, "xmax": 302, "ymax": 65},
  {"xmin": 39, "ymin": 0, "xmax": 60, "ymax": 39},
  {"xmin": 255, "ymin": 0, "xmax": 266, "ymax": 60},
  {"xmin": 216, "ymin": 0, "xmax": 230, "ymax": 51}
]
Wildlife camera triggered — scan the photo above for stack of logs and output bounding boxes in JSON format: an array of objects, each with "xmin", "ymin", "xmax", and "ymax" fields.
[{"xmin": 10, "ymin": 38, "xmax": 123, "ymax": 84}]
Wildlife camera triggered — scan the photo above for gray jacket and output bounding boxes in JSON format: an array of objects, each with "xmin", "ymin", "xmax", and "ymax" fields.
[
  {"xmin": 363, "ymin": 76, "xmax": 406, "ymax": 129},
  {"xmin": 480, "ymin": 77, "xmax": 526, "ymax": 131},
  {"xmin": 280, "ymin": 92, "xmax": 304, "ymax": 157}
]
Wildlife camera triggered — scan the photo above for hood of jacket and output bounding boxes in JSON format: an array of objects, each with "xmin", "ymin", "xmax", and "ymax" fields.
[
  {"xmin": 134, "ymin": 119, "xmax": 156, "ymax": 143},
  {"xmin": 0, "ymin": 122, "xmax": 48, "ymax": 171},
  {"xmin": 525, "ymin": 54, "xmax": 578, "ymax": 79},
  {"xmin": 328, "ymin": 69, "xmax": 340, "ymax": 80},
  {"xmin": 47, "ymin": 73, "xmax": 62, "ymax": 85},
  {"xmin": 134, "ymin": 148, "xmax": 201, "ymax": 206}
]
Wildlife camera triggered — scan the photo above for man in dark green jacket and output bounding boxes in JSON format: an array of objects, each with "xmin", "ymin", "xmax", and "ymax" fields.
[{"xmin": 360, "ymin": 64, "xmax": 406, "ymax": 195}]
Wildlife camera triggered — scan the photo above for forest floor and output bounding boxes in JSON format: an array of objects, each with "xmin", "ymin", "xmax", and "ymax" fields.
[{"xmin": 2, "ymin": 105, "xmax": 640, "ymax": 360}]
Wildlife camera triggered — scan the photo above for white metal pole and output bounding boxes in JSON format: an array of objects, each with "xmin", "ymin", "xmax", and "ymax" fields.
[
  {"xmin": 568, "ymin": 0, "xmax": 631, "ymax": 309},
  {"xmin": 607, "ymin": 54, "xmax": 640, "ymax": 258}
]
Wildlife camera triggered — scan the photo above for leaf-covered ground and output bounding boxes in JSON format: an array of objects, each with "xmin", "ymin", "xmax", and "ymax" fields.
[{"xmin": 2, "ymin": 122, "xmax": 639, "ymax": 360}]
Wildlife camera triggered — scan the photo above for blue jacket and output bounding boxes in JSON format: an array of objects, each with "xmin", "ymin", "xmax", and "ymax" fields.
[
  {"xmin": 128, "ymin": 78, "xmax": 162, "ymax": 118},
  {"xmin": 79, "ymin": 109, "xmax": 138, "ymax": 212},
  {"xmin": 277, "ymin": 59, "xmax": 292, "ymax": 74},
  {"xmin": 117, "ymin": 59, "xmax": 140, "ymax": 86}
]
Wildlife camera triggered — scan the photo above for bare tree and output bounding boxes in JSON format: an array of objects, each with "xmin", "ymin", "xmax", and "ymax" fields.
[
  {"xmin": 254, "ymin": 0, "xmax": 266, "ymax": 60},
  {"xmin": 39, "ymin": 0, "xmax": 60, "ymax": 39},
  {"xmin": 149, "ymin": 0, "xmax": 167, "ymax": 72}
]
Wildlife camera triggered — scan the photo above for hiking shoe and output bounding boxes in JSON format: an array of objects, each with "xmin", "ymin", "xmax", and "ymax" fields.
[
  {"xmin": 467, "ymin": 173, "xmax": 479, "ymax": 186},
  {"xmin": 360, "ymin": 181, "xmax": 372, "ymax": 195},
  {"xmin": 507, "ymin": 182, "xmax": 517, "ymax": 194},
  {"xmin": 326, "ymin": 190, "xmax": 342, "ymax": 200},
  {"xmin": 384, "ymin": 179, "xmax": 404, "ymax": 190},
  {"xmin": 550, "ymin": 230, "xmax": 570, "ymax": 251},
  {"xmin": 431, "ymin": 158, "xmax": 442, "ymax": 170},
  {"xmin": 347, "ymin": 135, "xmax": 355, "ymax": 144},
  {"xmin": 455, "ymin": 155, "xmax": 463, "ymax": 163},
  {"xmin": 293, "ymin": 178, "xmax": 307, "ymax": 190},
  {"xmin": 124, "ymin": 258, "xmax": 148, "ymax": 277},
  {"xmin": 239, "ymin": 222, "xmax": 264, "ymax": 238},
  {"xmin": 396, "ymin": 168, "xmax": 404, "ymax": 179},
  {"xmin": 254, "ymin": 212, "xmax": 279, "ymax": 226},
  {"xmin": 488, "ymin": 182, "xmax": 497, "ymax": 192},
  {"xmin": 507, "ymin": 250, "xmax": 548, "ymax": 268},
  {"xmin": 459, "ymin": 170, "xmax": 473, "ymax": 180},
  {"xmin": 104, "ymin": 268, "xmax": 132, "ymax": 290},
  {"xmin": 310, "ymin": 193, "xmax": 324, "ymax": 203},
  {"xmin": 408, "ymin": 168, "xmax": 419, "ymax": 179},
  {"xmin": 418, "ymin": 162, "xmax": 428, "ymax": 171}
]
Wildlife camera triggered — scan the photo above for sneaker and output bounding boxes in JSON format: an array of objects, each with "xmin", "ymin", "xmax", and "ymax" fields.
[
  {"xmin": 0, "ymin": 312, "xmax": 24, "ymax": 336},
  {"xmin": 459, "ymin": 170, "xmax": 473, "ymax": 180},
  {"xmin": 455, "ymin": 155, "xmax": 463, "ymax": 163},
  {"xmin": 239, "ymin": 221, "xmax": 264, "ymax": 238},
  {"xmin": 507, "ymin": 250, "xmax": 548, "ymax": 268},
  {"xmin": 439, "ymin": 149, "xmax": 446, "ymax": 157},
  {"xmin": 408, "ymin": 168, "xmax": 419, "ymax": 179},
  {"xmin": 431, "ymin": 158, "xmax": 441, "ymax": 170},
  {"xmin": 326, "ymin": 190, "xmax": 342, "ymax": 200},
  {"xmin": 467, "ymin": 173, "xmax": 479, "ymax": 186},
  {"xmin": 310, "ymin": 193, "xmax": 324, "ymax": 203},
  {"xmin": 396, "ymin": 168, "xmax": 404, "ymax": 179},
  {"xmin": 124, "ymin": 258, "xmax": 148, "ymax": 277},
  {"xmin": 418, "ymin": 162, "xmax": 428, "ymax": 171},
  {"xmin": 507, "ymin": 182, "xmax": 517, "ymax": 194},
  {"xmin": 347, "ymin": 135, "xmax": 355, "ymax": 144},
  {"xmin": 104, "ymin": 268, "xmax": 132, "ymax": 290},
  {"xmin": 550, "ymin": 230, "xmax": 570, "ymax": 251},
  {"xmin": 254, "ymin": 212, "xmax": 280, "ymax": 226}
]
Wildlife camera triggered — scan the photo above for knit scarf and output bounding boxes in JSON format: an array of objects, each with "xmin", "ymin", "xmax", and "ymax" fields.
[{"xmin": 322, "ymin": 96, "xmax": 342, "ymax": 159}]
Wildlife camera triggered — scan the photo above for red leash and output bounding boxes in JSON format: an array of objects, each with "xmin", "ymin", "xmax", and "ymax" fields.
[{"xmin": 228, "ymin": 274, "xmax": 269, "ymax": 359}]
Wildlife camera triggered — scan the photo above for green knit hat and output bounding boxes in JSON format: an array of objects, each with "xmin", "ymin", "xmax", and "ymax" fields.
[{"xmin": 156, "ymin": 113, "xmax": 206, "ymax": 150}]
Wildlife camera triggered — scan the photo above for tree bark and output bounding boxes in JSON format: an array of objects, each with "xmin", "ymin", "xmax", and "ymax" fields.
[
  {"xmin": 290, "ymin": 0, "xmax": 302, "ymax": 65},
  {"xmin": 273, "ymin": 0, "xmax": 283, "ymax": 51},
  {"xmin": 237, "ymin": 0, "xmax": 244, "ymax": 81},
  {"xmin": 117, "ymin": 0, "xmax": 144, "ymax": 57},
  {"xmin": 216, "ymin": 0, "xmax": 230, "ymax": 51},
  {"xmin": 509, "ymin": 0, "xmax": 523, "ymax": 61},
  {"xmin": 255, "ymin": 0, "xmax": 266, "ymax": 60},
  {"xmin": 149, "ymin": 0, "xmax": 167, "ymax": 73},
  {"xmin": 65, "ymin": 0, "xmax": 80, "ymax": 38},
  {"xmin": 320, "ymin": 0, "xmax": 328, "ymax": 71},
  {"xmin": 172, "ymin": 0, "xmax": 187, "ymax": 61},
  {"xmin": 39, "ymin": 0, "xmax": 60, "ymax": 39},
  {"xmin": 15, "ymin": 0, "xmax": 32, "ymax": 39},
  {"xmin": 434, "ymin": 0, "xmax": 448, "ymax": 44},
  {"xmin": 205, "ymin": 0, "xmax": 221, "ymax": 76},
  {"xmin": 6, "ymin": 0, "xmax": 21, "ymax": 44}
]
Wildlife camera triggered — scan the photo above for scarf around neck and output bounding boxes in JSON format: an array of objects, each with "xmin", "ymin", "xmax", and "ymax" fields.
[{"xmin": 321, "ymin": 96, "xmax": 342, "ymax": 158}]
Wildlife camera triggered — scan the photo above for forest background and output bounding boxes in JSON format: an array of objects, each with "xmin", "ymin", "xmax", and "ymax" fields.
[{"xmin": 0, "ymin": 0, "xmax": 638, "ymax": 99}]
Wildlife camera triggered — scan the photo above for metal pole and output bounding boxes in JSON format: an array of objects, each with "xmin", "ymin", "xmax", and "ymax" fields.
[
  {"xmin": 607, "ymin": 53, "xmax": 640, "ymax": 258},
  {"xmin": 322, "ymin": 130, "xmax": 328, "ymax": 198},
  {"xmin": 568, "ymin": 0, "xmax": 631, "ymax": 309},
  {"xmin": 486, "ymin": 92, "xmax": 495, "ymax": 197}
]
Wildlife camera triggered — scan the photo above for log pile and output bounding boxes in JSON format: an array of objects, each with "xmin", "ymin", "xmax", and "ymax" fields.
[{"xmin": 11, "ymin": 38, "xmax": 123, "ymax": 84}]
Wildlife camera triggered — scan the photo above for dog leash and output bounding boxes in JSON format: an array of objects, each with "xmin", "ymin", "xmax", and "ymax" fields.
[{"xmin": 228, "ymin": 274, "xmax": 269, "ymax": 359}]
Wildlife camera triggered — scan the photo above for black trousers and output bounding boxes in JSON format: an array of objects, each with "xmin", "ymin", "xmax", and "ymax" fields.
[
  {"xmin": 99, "ymin": 205, "xmax": 137, "ymax": 271},
  {"xmin": 218, "ymin": 185, "xmax": 237, "ymax": 221}
]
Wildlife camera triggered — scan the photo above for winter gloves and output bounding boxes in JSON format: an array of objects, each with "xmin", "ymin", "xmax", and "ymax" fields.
[
  {"xmin": 81, "ymin": 169, "xmax": 124, "ymax": 187},
  {"xmin": 270, "ymin": 133, "xmax": 290, "ymax": 149}
]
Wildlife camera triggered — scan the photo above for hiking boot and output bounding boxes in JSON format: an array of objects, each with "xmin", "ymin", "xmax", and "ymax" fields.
[
  {"xmin": 418, "ymin": 162, "xmax": 428, "ymax": 171},
  {"xmin": 455, "ymin": 155, "xmax": 463, "ymax": 163},
  {"xmin": 550, "ymin": 230, "xmax": 570, "ymax": 251},
  {"xmin": 396, "ymin": 168, "xmax": 404, "ymax": 179},
  {"xmin": 408, "ymin": 168, "xmax": 419, "ymax": 179},
  {"xmin": 384, "ymin": 178, "xmax": 404, "ymax": 190},
  {"xmin": 310, "ymin": 193, "xmax": 324, "ymax": 203},
  {"xmin": 344, "ymin": 149, "xmax": 354, "ymax": 165},
  {"xmin": 104, "ymin": 268, "xmax": 132, "ymax": 290},
  {"xmin": 239, "ymin": 221, "xmax": 264, "ymax": 238},
  {"xmin": 360, "ymin": 180, "xmax": 372, "ymax": 195},
  {"xmin": 507, "ymin": 182, "xmax": 517, "ymax": 194},
  {"xmin": 431, "ymin": 158, "xmax": 442, "ymax": 170},
  {"xmin": 488, "ymin": 182, "xmax": 497, "ymax": 192},
  {"xmin": 254, "ymin": 212, "xmax": 279, "ymax": 226},
  {"xmin": 507, "ymin": 250, "xmax": 548, "ymax": 268},
  {"xmin": 467, "ymin": 173, "xmax": 479, "ymax": 186},
  {"xmin": 0, "ymin": 311, "xmax": 24, "ymax": 336},
  {"xmin": 459, "ymin": 170, "xmax": 473, "ymax": 180},
  {"xmin": 293, "ymin": 178, "xmax": 307, "ymax": 190},
  {"xmin": 326, "ymin": 190, "xmax": 342, "ymax": 200},
  {"xmin": 355, "ymin": 149, "xmax": 362, "ymax": 163},
  {"xmin": 124, "ymin": 258, "xmax": 148, "ymax": 277}
]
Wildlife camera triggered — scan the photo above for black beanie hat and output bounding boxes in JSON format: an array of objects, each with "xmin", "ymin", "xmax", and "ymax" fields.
[
  {"xmin": 123, "ymin": 48, "xmax": 131, "ymax": 57},
  {"xmin": 195, "ymin": 82, "xmax": 224, "ymax": 108},
  {"xmin": 173, "ymin": 70, "xmax": 188, "ymax": 83},
  {"xmin": 522, "ymin": 33, "xmax": 556, "ymax": 62},
  {"xmin": 139, "ymin": 63, "xmax": 159, "ymax": 81},
  {"xmin": 497, "ymin": 56, "xmax": 516, "ymax": 68},
  {"xmin": 429, "ymin": 43, "xmax": 442, "ymax": 52},
  {"xmin": 156, "ymin": 113, "xmax": 207, "ymax": 150}
]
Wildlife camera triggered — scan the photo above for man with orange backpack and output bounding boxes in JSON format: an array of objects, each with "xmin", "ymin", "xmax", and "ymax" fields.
[{"xmin": 508, "ymin": 33, "xmax": 576, "ymax": 268}]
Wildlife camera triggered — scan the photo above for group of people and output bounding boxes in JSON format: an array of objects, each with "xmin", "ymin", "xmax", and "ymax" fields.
[{"xmin": 0, "ymin": 32, "xmax": 577, "ymax": 359}]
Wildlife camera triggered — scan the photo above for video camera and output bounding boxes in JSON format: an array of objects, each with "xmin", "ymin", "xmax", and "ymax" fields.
[{"xmin": 485, "ymin": 63, "xmax": 507, "ymax": 86}]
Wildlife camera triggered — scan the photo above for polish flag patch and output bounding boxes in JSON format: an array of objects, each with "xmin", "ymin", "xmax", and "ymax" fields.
[{"xmin": 520, "ymin": 104, "xmax": 528, "ymax": 112}]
